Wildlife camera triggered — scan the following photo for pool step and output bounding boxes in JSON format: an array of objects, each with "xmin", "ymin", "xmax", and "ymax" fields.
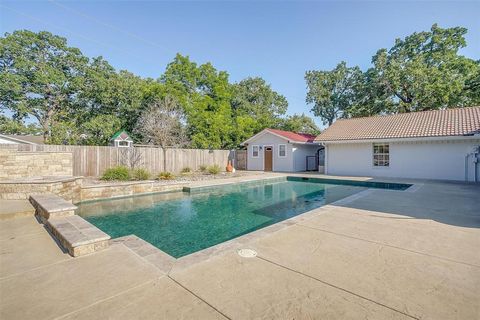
[
  {"xmin": 30, "ymin": 193, "xmax": 110, "ymax": 257},
  {"xmin": 29, "ymin": 193, "xmax": 77, "ymax": 223},
  {"xmin": 47, "ymin": 215, "xmax": 110, "ymax": 257}
]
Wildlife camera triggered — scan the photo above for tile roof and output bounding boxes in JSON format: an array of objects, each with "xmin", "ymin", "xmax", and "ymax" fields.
[
  {"xmin": 266, "ymin": 129, "xmax": 317, "ymax": 143},
  {"xmin": 315, "ymin": 106, "xmax": 480, "ymax": 142}
]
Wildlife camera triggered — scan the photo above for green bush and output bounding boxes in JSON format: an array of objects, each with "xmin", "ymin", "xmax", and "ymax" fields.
[
  {"xmin": 199, "ymin": 165, "xmax": 208, "ymax": 172},
  {"xmin": 158, "ymin": 171, "xmax": 175, "ymax": 180},
  {"xmin": 131, "ymin": 168, "xmax": 150, "ymax": 180},
  {"xmin": 207, "ymin": 164, "xmax": 221, "ymax": 175},
  {"xmin": 101, "ymin": 166, "xmax": 130, "ymax": 181},
  {"xmin": 181, "ymin": 167, "xmax": 191, "ymax": 174}
]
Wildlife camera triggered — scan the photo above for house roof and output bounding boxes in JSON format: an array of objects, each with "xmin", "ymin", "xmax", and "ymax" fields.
[
  {"xmin": 242, "ymin": 128, "xmax": 317, "ymax": 145},
  {"xmin": 0, "ymin": 134, "xmax": 44, "ymax": 145},
  {"xmin": 110, "ymin": 130, "xmax": 132, "ymax": 141},
  {"xmin": 266, "ymin": 129, "xmax": 317, "ymax": 143},
  {"xmin": 315, "ymin": 106, "xmax": 480, "ymax": 142}
]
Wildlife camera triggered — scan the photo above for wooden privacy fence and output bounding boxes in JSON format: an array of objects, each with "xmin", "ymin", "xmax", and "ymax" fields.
[
  {"xmin": 0, "ymin": 144, "xmax": 232, "ymax": 177},
  {"xmin": 235, "ymin": 150, "xmax": 247, "ymax": 170}
]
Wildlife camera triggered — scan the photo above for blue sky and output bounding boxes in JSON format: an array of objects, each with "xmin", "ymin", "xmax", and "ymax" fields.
[{"xmin": 1, "ymin": 0, "xmax": 479, "ymax": 126}]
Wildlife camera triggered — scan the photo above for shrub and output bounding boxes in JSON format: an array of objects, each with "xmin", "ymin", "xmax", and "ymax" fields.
[
  {"xmin": 181, "ymin": 167, "xmax": 191, "ymax": 174},
  {"xmin": 101, "ymin": 166, "xmax": 130, "ymax": 181},
  {"xmin": 207, "ymin": 164, "xmax": 221, "ymax": 175},
  {"xmin": 131, "ymin": 168, "xmax": 150, "ymax": 180},
  {"xmin": 199, "ymin": 164, "xmax": 208, "ymax": 172},
  {"xmin": 158, "ymin": 171, "xmax": 175, "ymax": 180}
]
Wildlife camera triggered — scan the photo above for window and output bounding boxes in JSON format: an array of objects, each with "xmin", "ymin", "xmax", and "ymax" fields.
[
  {"xmin": 278, "ymin": 144, "xmax": 286, "ymax": 157},
  {"xmin": 117, "ymin": 140, "xmax": 130, "ymax": 147},
  {"xmin": 373, "ymin": 143, "xmax": 389, "ymax": 167},
  {"xmin": 252, "ymin": 145, "xmax": 259, "ymax": 158}
]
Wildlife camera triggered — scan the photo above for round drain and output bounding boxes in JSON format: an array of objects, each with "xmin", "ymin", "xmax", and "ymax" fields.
[{"xmin": 237, "ymin": 248, "xmax": 257, "ymax": 258}]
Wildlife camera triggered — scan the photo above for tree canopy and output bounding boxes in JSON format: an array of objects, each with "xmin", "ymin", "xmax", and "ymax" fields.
[
  {"xmin": 1, "ymin": 31, "xmax": 309, "ymax": 148},
  {"xmin": 0, "ymin": 30, "xmax": 88, "ymax": 141},
  {"xmin": 306, "ymin": 24, "xmax": 480, "ymax": 125},
  {"xmin": 279, "ymin": 114, "xmax": 321, "ymax": 135},
  {"xmin": 2, "ymin": 25, "xmax": 477, "ymax": 146}
]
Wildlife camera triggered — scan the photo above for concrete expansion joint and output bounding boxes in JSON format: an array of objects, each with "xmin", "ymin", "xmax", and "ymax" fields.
[
  {"xmin": 254, "ymin": 254, "xmax": 420, "ymax": 320},
  {"xmin": 52, "ymin": 278, "xmax": 157, "ymax": 320},
  {"xmin": 167, "ymin": 275, "xmax": 232, "ymax": 320},
  {"xmin": 298, "ymin": 224, "xmax": 480, "ymax": 269}
]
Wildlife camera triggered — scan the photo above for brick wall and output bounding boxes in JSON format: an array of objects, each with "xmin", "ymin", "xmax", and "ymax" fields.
[{"xmin": 0, "ymin": 149, "xmax": 73, "ymax": 179}]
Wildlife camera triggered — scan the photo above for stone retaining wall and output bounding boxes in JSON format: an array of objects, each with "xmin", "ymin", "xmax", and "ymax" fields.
[
  {"xmin": 79, "ymin": 181, "xmax": 188, "ymax": 202},
  {"xmin": 0, "ymin": 177, "xmax": 82, "ymax": 201},
  {"xmin": 0, "ymin": 149, "xmax": 73, "ymax": 179}
]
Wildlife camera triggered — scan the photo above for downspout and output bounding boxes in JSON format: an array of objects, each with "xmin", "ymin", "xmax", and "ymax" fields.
[
  {"xmin": 474, "ymin": 147, "xmax": 479, "ymax": 183},
  {"xmin": 465, "ymin": 146, "xmax": 480, "ymax": 183},
  {"xmin": 465, "ymin": 153, "xmax": 470, "ymax": 182}
]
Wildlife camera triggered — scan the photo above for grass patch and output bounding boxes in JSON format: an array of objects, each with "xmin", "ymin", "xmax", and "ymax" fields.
[
  {"xmin": 207, "ymin": 164, "xmax": 221, "ymax": 175},
  {"xmin": 158, "ymin": 171, "xmax": 175, "ymax": 180},
  {"xmin": 131, "ymin": 168, "xmax": 150, "ymax": 180},
  {"xmin": 101, "ymin": 166, "xmax": 130, "ymax": 181},
  {"xmin": 181, "ymin": 167, "xmax": 191, "ymax": 174}
]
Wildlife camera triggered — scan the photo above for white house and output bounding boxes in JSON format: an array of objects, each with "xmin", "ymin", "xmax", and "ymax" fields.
[
  {"xmin": 241, "ymin": 128, "xmax": 321, "ymax": 172},
  {"xmin": 0, "ymin": 134, "xmax": 43, "ymax": 145},
  {"xmin": 315, "ymin": 106, "xmax": 480, "ymax": 182}
]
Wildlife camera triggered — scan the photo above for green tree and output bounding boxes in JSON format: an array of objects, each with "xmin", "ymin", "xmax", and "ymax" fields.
[
  {"xmin": 160, "ymin": 54, "xmax": 233, "ymax": 149},
  {"xmin": 78, "ymin": 58, "xmax": 145, "ymax": 137},
  {"xmin": 231, "ymin": 77, "xmax": 288, "ymax": 146},
  {"xmin": 305, "ymin": 61, "xmax": 363, "ymax": 125},
  {"xmin": 279, "ymin": 114, "xmax": 320, "ymax": 135},
  {"xmin": 306, "ymin": 25, "xmax": 480, "ymax": 125},
  {"xmin": 0, "ymin": 30, "xmax": 88, "ymax": 142},
  {"xmin": 371, "ymin": 24, "xmax": 480, "ymax": 112},
  {"xmin": 0, "ymin": 115, "xmax": 41, "ymax": 135},
  {"xmin": 79, "ymin": 114, "xmax": 122, "ymax": 145}
]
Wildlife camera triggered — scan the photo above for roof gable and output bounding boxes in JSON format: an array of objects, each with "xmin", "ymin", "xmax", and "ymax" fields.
[
  {"xmin": 266, "ymin": 129, "xmax": 317, "ymax": 143},
  {"xmin": 315, "ymin": 106, "xmax": 480, "ymax": 142},
  {"xmin": 110, "ymin": 130, "xmax": 133, "ymax": 141},
  {"xmin": 242, "ymin": 128, "xmax": 317, "ymax": 145},
  {"xmin": 0, "ymin": 134, "xmax": 44, "ymax": 145}
]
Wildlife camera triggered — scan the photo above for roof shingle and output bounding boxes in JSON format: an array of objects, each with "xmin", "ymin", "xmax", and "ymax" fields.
[
  {"xmin": 267, "ymin": 129, "xmax": 317, "ymax": 143},
  {"xmin": 315, "ymin": 106, "xmax": 480, "ymax": 142}
]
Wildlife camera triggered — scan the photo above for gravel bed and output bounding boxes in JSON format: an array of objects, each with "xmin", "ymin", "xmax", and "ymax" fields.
[{"xmin": 83, "ymin": 170, "xmax": 259, "ymax": 186}]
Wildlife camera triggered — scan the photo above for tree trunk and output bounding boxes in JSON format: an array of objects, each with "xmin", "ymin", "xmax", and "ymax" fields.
[{"xmin": 162, "ymin": 145, "xmax": 167, "ymax": 172}]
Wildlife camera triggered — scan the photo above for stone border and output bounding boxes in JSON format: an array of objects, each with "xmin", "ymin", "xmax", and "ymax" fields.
[
  {"xmin": 30, "ymin": 193, "xmax": 110, "ymax": 257},
  {"xmin": 79, "ymin": 180, "xmax": 189, "ymax": 203},
  {"xmin": 0, "ymin": 177, "xmax": 82, "ymax": 201},
  {"xmin": 29, "ymin": 194, "xmax": 77, "ymax": 223},
  {"xmin": 47, "ymin": 215, "xmax": 110, "ymax": 257}
]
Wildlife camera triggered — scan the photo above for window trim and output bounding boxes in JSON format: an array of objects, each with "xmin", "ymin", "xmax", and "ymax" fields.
[
  {"xmin": 278, "ymin": 144, "xmax": 287, "ymax": 158},
  {"xmin": 372, "ymin": 143, "xmax": 390, "ymax": 167},
  {"xmin": 252, "ymin": 145, "xmax": 260, "ymax": 158}
]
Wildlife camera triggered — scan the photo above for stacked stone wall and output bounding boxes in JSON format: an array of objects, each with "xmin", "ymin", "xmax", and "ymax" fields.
[{"xmin": 0, "ymin": 149, "xmax": 73, "ymax": 179}]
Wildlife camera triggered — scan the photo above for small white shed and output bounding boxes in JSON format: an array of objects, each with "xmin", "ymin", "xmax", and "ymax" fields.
[{"xmin": 241, "ymin": 129, "xmax": 321, "ymax": 172}]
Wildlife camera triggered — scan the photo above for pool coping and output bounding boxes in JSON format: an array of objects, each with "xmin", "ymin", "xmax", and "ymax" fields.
[{"xmin": 100, "ymin": 174, "xmax": 422, "ymax": 274}]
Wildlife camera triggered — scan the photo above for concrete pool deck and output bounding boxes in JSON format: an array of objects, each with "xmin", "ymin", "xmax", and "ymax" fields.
[{"xmin": 1, "ymin": 174, "xmax": 479, "ymax": 319}]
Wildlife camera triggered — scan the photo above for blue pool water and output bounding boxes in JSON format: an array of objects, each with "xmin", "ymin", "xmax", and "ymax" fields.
[{"xmin": 77, "ymin": 178, "xmax": 409, "ymax": 258}]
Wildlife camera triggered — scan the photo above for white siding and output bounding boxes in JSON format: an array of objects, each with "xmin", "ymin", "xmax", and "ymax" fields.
[
  {"xmin": 292, "ymin": 144, "xmax": 319, "ymax": 171},
  {"xmin": 325, "ymin": 139, "xmax": 480, "ymax": 181},
  {"xmin": 246, "ymin": 133, "xmax": 294, "ymax": 171}
]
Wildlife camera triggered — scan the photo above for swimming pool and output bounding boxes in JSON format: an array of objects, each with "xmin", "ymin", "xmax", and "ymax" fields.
[{"xmin": 77, "ymin": 178, "xmax": 410, "ymax": 258}]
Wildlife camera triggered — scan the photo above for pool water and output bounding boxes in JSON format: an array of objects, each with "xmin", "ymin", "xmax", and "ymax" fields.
[{"xmin": 77, "ymin": 180, "xmax": 367, "ymax": 258}]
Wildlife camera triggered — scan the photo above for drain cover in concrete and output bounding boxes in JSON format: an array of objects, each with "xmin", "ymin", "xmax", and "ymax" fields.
[{"xmin": 238, "ymin": 248, "xmax": 257, "ymax": 258}]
